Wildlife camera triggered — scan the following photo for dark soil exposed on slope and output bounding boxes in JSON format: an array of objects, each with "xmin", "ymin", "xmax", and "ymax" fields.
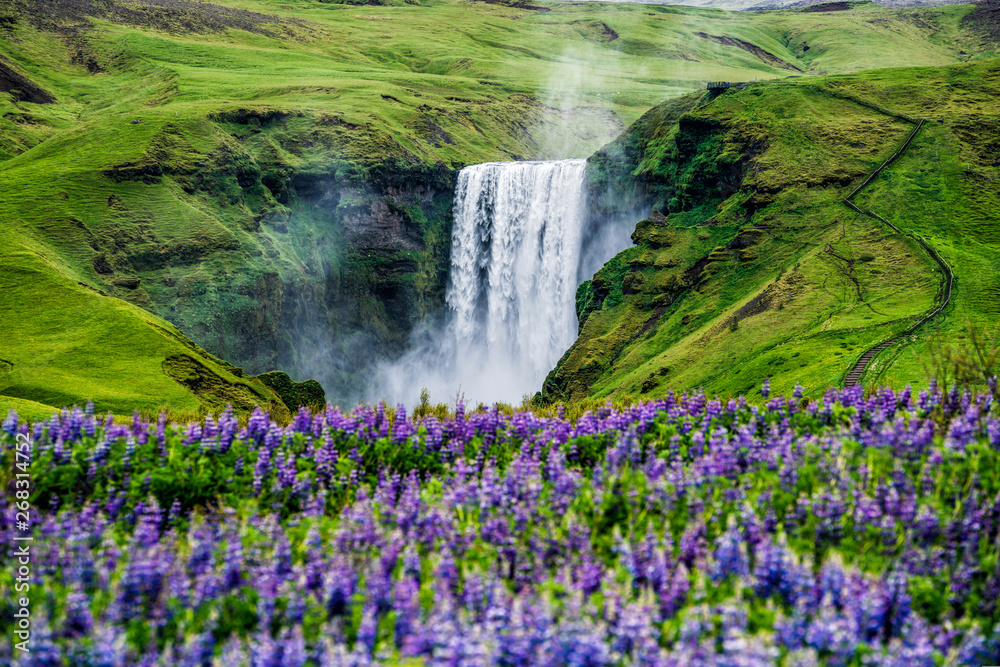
[
  {"xmin": 2, "ymin": 0, "xmax": 302, "ymax": 35},
  {"xmin": 0, "ymin": 58, "xmax": 55, "ymax": 104},
  {"xmin": 800, "ymin": 2, "xmax": 853, "ymax": 12},
  {"xmin": 964, "ymin": 0, "xmax": 1000, "ymax": 42},
  {"xmin": 695, "ymin": 32, "xmax": 803, "ymax": 71}
]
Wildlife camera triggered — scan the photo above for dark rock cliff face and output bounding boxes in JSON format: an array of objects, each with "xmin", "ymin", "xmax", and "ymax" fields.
[
  {"xmin": 268, "ymin": 164, "xmax": 456, "ymax": 405},
  {"xmin": 225, "ymin": 167, "xmax": 453, "ymax": 406},
  {"xmin": 93, "ymin": 113, "xmax": 458, "ymax": 406}
]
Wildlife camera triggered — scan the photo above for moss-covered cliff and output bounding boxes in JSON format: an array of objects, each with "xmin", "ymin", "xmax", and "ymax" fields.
[{"xmin": 545, "ymin": 59, "xmax": 1000, "ymax": 402}]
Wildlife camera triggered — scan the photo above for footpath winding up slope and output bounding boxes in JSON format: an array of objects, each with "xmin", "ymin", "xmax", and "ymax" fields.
[{"xmin": 839, "ymin": 115, "xmax": 954, "ymax": 388}]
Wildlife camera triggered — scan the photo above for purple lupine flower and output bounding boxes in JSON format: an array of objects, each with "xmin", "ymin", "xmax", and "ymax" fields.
[
  {"xmin": 711, "ymin": 523, "xmax": 749, "ymax": 582},
  {"xmin": 679, "ymin": 520, "xmax": 707, "ymax": 569},
  {"xmin": 62, "ymin": 591, "xmax": 94, "ymax": 638},
  {"xmin": 356, "ymin": 603, "xmax": 378, "ymax": 654},
  {"xmin": 178, "ymin": 631, "xmax": 215, "ymax": 667},
  {"xmin": 324, "ymin": 560, "xmax": 356, "ymax": 618},
  {"xmin": 3, "ymin": 408, "xmax": 19, "ymax": 437}
]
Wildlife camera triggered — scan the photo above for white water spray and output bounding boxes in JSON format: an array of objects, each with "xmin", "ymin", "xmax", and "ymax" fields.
[{"xmin": 372, "ymin": 159, "xmax": 588, "ymax": 406}]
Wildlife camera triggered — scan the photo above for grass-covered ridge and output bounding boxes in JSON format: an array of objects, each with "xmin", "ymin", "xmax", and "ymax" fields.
[
  {"xmin": 545, "ymin": 57, "xmax": 1000, "ymax": 404},
  {"xmin": 0, "ymin": 0, "xmax": 996, "ymax": 414},
  {"xmin": 1, "ymin": 383, "xmax": 999, "ymax": 662}
]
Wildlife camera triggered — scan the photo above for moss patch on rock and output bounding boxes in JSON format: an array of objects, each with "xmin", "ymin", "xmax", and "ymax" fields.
[{"xmin": 256, "ymin": 370, "xmax": 326, "ymax": 414}]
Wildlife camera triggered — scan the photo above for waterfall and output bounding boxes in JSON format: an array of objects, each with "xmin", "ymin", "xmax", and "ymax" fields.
[
  {"xmin": 449, "ymin": 159, "xmax": 588, "ymax": 396},
  {"xmin": 372, "ymin": 159, "xmax": 588, "ymax": 406}
]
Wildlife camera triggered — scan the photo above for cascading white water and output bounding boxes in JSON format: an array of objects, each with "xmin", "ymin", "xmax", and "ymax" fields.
[
  {"xmin": 450, "ymin": 159, "xmax": 588, "ymax": 394},
  {"xmin": 372, "ymin": 159, "xmax": 588, "ymax": 406}
]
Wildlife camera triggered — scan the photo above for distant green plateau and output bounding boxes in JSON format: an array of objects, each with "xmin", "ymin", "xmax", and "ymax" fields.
[{"xmin": 0, "ymin": 0, "xmax": 997, "ymax": 417}]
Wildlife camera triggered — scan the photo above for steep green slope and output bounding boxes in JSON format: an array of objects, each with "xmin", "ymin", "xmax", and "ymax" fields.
[
  {"xmin": 833, "ymin": 63, "xmax": 1000, "ymax": 387},
  {"xmin": 543, "ymin": 58, "xmax": 1000, "ymax": 402},
  {"xmin": 0, "ymin": 244, "xmax": 296, "ymax": 418},
  {"xmin": 0, "ymin": 0, "xmax": 994, "ymax": 413}
]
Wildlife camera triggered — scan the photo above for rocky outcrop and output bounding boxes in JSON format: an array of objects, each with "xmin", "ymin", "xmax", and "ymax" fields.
[
  {"xmin": 30, "ymin": 104, "xmax": 460, "ymax": 407},
  {"xmin": 542, "ymin": 211, "xmax": 711, "ymax": 403},
  {"xmin": 256, "ymin": 370, "xmax": 326, "ymax": 414},
  {"xmin": 162, "ymin": 353, "xmax": 290, "ymax": 419}
]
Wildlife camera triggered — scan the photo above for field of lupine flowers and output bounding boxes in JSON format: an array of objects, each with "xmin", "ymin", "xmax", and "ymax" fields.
[{"xmin": 3, "ymin": 381, "xmax": 1000, "ymax": 665}]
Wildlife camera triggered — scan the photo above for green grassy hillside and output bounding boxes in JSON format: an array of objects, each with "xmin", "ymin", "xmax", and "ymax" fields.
[
  {"xmin": 0, "ymin": 245, "xmax": 299, "ymax": 418},
  {"xmin": 543, "ymin": 57, "xmax": 1000, "ymax": 403},
  {"xmin": 0, "ymin": 0, "xmax": 995, "ymax": 414}
]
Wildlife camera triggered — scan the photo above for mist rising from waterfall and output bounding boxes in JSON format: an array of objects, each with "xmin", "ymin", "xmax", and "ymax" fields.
[
  {"xmin": 533, "ymin": 42, "xmax": 629, "ymax": 160},
  {"xmin": 370, "ymin": 159, "xmax": 588, "ymax": 406}
]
